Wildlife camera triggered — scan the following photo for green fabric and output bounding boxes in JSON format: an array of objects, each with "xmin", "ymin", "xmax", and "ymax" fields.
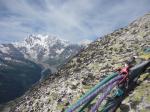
[{"xmin": 67, "ymin": 72, "xmax": 118, "ymax": 112}]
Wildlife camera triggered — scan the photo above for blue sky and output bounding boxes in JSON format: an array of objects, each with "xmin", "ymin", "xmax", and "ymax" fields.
[{"xmin": 0, "ymin": 0, "xmax": 150, "ymax": 43}]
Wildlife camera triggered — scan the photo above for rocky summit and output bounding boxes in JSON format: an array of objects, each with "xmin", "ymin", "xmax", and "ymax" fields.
[{"xmin": 6, "ymin": 13, "xmax": 150, "ymax": 112}]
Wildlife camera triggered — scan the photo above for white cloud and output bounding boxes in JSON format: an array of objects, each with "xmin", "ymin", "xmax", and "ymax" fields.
[{"xmin": 0, "ymin": 0, "xmax": 150, "ymax": 43}]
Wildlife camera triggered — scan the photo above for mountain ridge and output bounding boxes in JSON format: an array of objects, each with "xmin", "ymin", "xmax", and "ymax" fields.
[{"xmin": 0, "ymin": 34, "xmax": 89, "ymax": 73}]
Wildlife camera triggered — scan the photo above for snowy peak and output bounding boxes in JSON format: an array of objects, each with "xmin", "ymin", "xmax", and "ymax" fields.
[
  {"xmin": 13, "ymin": 34, "xmax": 71, "ymax": 61},
  {"xmin": 9, "ymin": 34, "xmax": 84, "ymax": 67},
  {"xmin": 17, "ymin": 34, "xmax": 69, "ymax": 48},
  {"xmin": 0, "ymin": 44, "xmax": 10, "ymax": 54},
  {"xmin": 79, "ymin": 39, "xmax": 92, "ymax": 47},
  {"xmin": 0, "ymin": 44, "xmax": 25, "ymax": 60},
  {"xmin": 0, "ymin": 34, "xmax": 88, "ymax": 67}
]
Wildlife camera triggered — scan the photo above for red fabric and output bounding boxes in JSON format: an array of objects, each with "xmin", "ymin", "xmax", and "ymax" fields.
[
  {"xmin": 116, "ymin": 66, "xmax": 131, "ymax": 84},
  {"xmin": 120, "ymin": 66, "xmax": 130, "ymax": 75}
]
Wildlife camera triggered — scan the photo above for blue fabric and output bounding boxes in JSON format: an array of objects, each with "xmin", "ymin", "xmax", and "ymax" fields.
[
  {"xmin": 115, "ymin": 88, "xmax": 124, "ymax": 97},
  {"xmin": 144, "ymin": 47, "xmax": 150, "ymax": 53}
]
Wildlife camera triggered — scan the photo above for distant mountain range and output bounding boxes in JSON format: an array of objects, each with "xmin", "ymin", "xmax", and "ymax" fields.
[
  {"xmin": 0, "ymin": 34, "xmax": 91, "ymax": 104},
  {"xmin": 0, "ymin": 35, "xmax": 92, "ymax": 71},
  {"xmin": 14, "ymin": 35, "xmax": 76, "ymax": 64}
]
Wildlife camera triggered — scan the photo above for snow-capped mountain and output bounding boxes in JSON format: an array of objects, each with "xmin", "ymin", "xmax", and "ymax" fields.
[
  {"xmin": 12, "ymin": 34, "xmax": 84, "ymax": 67},
  {"xmin": 14, "ymin": 34, "xmax": 69, "ymax": 61},
  {"xmin": 0, "ymin": 34, "xmax": 92, "ymax": 73},
  {"xmin": 0, "ymin": 44, "xmax": 25, "ymax": 61},
  {"xmin": 79, "ymin": 39, "xmax": 92, "ymax": 47},
  {"xmin": 0, "ymin": 34, "xmax": 87, "ymax": 68},
  {"xmin": 0, "ymin": 34, "xmax": 90, "ymax": 84},
  {"xmin": 0, "ymin": 34, "xmax": 89, "ymax": 104}
]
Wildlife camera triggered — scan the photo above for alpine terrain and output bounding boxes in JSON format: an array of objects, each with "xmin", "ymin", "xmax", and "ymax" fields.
[
  {"xmin": 0, "ymin": 35, "xmax": 85, "ymax": 105},
  {"xmin": 2, "ymin": 13, "xmax": 150, "ymax": 112},
  {"xmin": 13, "ymin": 34, "xmax": 84, "ymax": 69}
]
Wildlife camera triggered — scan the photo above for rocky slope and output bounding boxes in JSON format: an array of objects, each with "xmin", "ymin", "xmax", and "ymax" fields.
[{"xmin": 9, "ymin": 13, "xmax": 150, "ymax": 112}]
